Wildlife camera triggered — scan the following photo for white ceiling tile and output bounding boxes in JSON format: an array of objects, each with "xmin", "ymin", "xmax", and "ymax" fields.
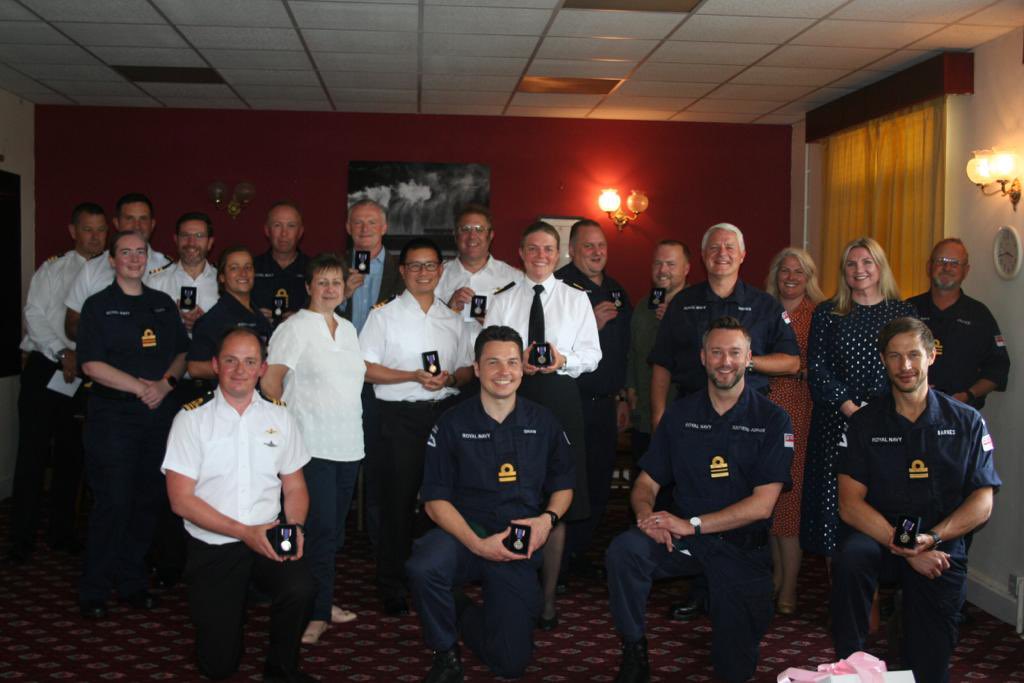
[
  {"xmin": 16, "ymin": 63, "xmax": 123, "ymax": 81},
  {"xmin": 671, "ymin": 15, "xmax": 814, "ymax": 44},
  {"xmin": 671, "ymin": 111, "xmax": 756, "ymax": 123},
  {"xmin": 527, "ymin": 58, "xmax": 634, "ymax": 78},
  {"xmin": 421, "ymin": 103, "xmax": 504, "ymax": 115},
  {"xmin": 732, "ymin": 65, "xmax": 849, "ymax": 86},
  {"xmin": 322, "ymin": 71, "xmax": 418, "ymax": 89},
  {"xmin": 773, "ymin": 100, "xmax": 818, "ymax": 115},
  {"xmin": 548, "ymin": 9, "xmax": 681, "ymax": 39},
  {"xmin": 709, "ymin": 82, "xmax": 816, "ymax": 100},
  {"xmin": 179, "ymin": 26, "xmax": 302, "ymax": 50},
  {"xmin": 0, "ymin": 44, "xmax": 100, "ymax": 64},
  {"xmin": 75, "ymin": 95, "xmax": 161, "ymax": 107},
  {"xmin": 687, "ymin": 98, "xmax": 783, "ymax": 113},
  {"xmin": 313, "ymin": 52, "xmax": 417, "ymax": 71},
  {"xmin": 423, "ymin": 55, "xmax": 527, "ymax": 75},
  {"xmin": 511, "ymin": 92, "xmax": 602, "ymax": 107},
  {"xmin": 536, "ymin": 36, "xmax": 657, "ymax": 61},
  {"xmin": 421, "ymin": 73, "xmax": 519, "ymax": 91},
  {"xmin": 22, "ymin": 92, "xmax": 75, "ymax": 104},
  {"xmin": 424, "ymin": 6, "xmax": 551, "ymax": 35},
  {"xmin": 290, "ymin": 2, "xmax": 419, "ymax": 31},
  {"xmin": 0, "ymin": 21, "xmax": 70, "ymax": 45},
  {"xmin": 697, "ymin": 0, "xmax": 846, "ymax": 19},
  {"xmin": 794, "ymin": 20, "xmax": 941, "ymax": 49},
  {"xmin": 92, "ymin": 46, "xmax": 205, "ymax": 67},
  {"xmin": 425, "ymin": 0, "xmax": 556, "ymax": 6},
  {"xmin": 219, "ymin": 69, "xmax": 320, "ymax": 86},
  {"xmin": 152, "ymin": 0, "xmax": 292, "ymax": 27},
  {"xmin": 329, "ymin": 87, "xmax": 416, "ymax": 103},
  {"xmin": 796, "ymin": 86, "xmax": 853, "ymax": 103},
  {"xmin": 41, "ymin": 79, "xmax": 141, "ymax": 96},
  {"xmin": 868, "ymin": 49, "xmax": 934, "ymax": 70},
  {"xmin": 588, "ymin": 108, "xmax": 673, "ymax": 120},
  {"xmin": 829, "ymin": 69, "xmax": 889, "ymax": 89},
  {"xmin": 302, "ymin": 29, "xmax": 417, "ymax": 54},
  {"xmin": 615, "ymin": 80, "xmax": 714, "ymax": 97},
  {"xmin": 756, "ymin": 113, "xmax": 804, "ymax": 124},
  {"xmin": 421, "ymin": 90, "xmax": 509, "ymax": 105},
  {"xmin": 506, "ymin": 105, "xmax": 589, "ymax": 118},
  {"xmin": 333, "ymin": 102, "xmax": 416, "ymax": 113},
  {"xmin": 601, "ymin": 94, "xmax": 693, "ymax": 110},
  {"xmin": 202, "ymin": 49, "xmax": 312, "ymax": 69},
  {"xmin": 235, "ymin": 84, "xmax": 327, "ymax": 100},
  {"xmin": 54, "ymin": 22, "xmax": 188, "ymax": 48},
  {"xmin": 632, "ymin": 62, "xmax": 743, "ymax": 83},
  {"xmin": 20, "ymin": 0, "xmax": 164, "ymax": 23},
  {"xmin": 910, "ymin": 24, "xmax": 1013, "ymax": 49},
  {"xmin": 0, "ymin": 3, "xmax": 35, "ymax": 20},
  {"xmin": 423, "ymin": 33, "xmax": 538, "ymax": 58},
  {"xmin": 138, "ymin": 82, "xmax": 236, "ymax": 98},
  {"xmin": 0, "ymin": 64, "xmax": 53, "ymax": 91},
  {"xmin": 160, "ymin": 97, "xmax": 247, "ymax": 109},
  {"xmin": 651, "ymin": 40, "xmax": 776, "ymax": 65},
  {"xmin": 248, "ymin": 98, "xmax": 333, "ymax": 111},
  {"xmin": 963, "ymin": 0, "xmax": 1024, "ymax": 26},
  {"xmin": 762, "ymin": 45, "xmax": 892, "ymax": 69},
  {"xmin": 833, "ymin": 0, "xmax": 993, "ymax": 23}
]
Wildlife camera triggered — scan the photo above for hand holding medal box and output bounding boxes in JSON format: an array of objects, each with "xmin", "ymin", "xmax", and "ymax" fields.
[
  {"xmin": 422, "ymin": 350, "xmax": 441, "ymax": 376},
  {"xmin": 180, "ymin": 286, "xmax": 197, "ymax": 312},
  {"xmin": 355, "ymin": 250, "xmax": 370, "ymax": 274},
  {"xmin": 648, "ymin": 287, "xmax": 666, "ymax": 309},
  {"xmin": 892, "ymin": 515, "xmax": 921, "ymax": 549},
  {"xmin": 529, "ymin": 342, "xmax": 551, "ymax": 368},
  {"xmin": 503, "ymin": 523, "xmax": 531, "ymax": 556},
  {"xmin": 267, "ymin": 524, "xmax": 299, "ymax": 557}
]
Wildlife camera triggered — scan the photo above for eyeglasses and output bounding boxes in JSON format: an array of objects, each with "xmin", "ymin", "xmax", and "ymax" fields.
[
  {"xmin": 457, "ymin": 224, "xmax": 489, "ymax": 234},
  {"xmin": 178, "ymin": 230, "xmax": 209, "ymax": 240},
  {"xmin": 404, "ymin": 261, "xmax": 440, "ymax": 273},
  {"xmin": 935, "ymin": 257, "xmax": 965, "ymax": 268}
]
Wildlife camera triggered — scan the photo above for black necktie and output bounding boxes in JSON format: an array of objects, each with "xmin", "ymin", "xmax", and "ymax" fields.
[{"xmin": 528, "ymin": 284, "xmax": 545, "ymax": 344}]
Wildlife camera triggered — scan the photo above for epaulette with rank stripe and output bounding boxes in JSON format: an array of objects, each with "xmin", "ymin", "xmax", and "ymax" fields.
[
  {"xmin": 568, "ymin": 281, "xmax": 587, "ymax": 292},
  {"xmin": 46, "ymin": 254, "xmax": 59, "ymax": 263},
  {"xmin": 148, "ymin": 263, "xmax": 171, "ymax": 275},
  {"xmin": 493, "ymin": 281, "xmax": 516, "ymax": 294},
  {"xmin": 266, "ymin": 396, "xmax": 286, "ymax": 406},
  {"xmin": 182, "ymin": 396, "xmax": 208, "ymax": 411},
  {"xmin": 373, "ymin": 294, "xmax": 398, "ymax": 310}
]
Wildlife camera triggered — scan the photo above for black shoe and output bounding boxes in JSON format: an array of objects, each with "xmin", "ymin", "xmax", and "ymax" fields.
[
  {"xmin": 614, "ymin": 637, "xmax": 650, "ymax": 683},
  {"xmin": 537, "ymin": 612, "xmax": 558, "ymax": 631},
  {"xmin": 668, "ymin": 594, "xmax": 706, "ymax": 622},
  {"xmin": 263, "ymin": 661, "xmax": 318, "ymax": 682},
  {"xmin": 122, "ymin": 590, "xmax": 159, "ymax": 610},
  {"xmin": 79, "ymin": 599, "xmax": 108, "ymax": 619},
  {"xmin": 424, "ymin": 645, "xmax": 463, "ymax": 683},
  {"xmin": 382, "ymin": 596, "xmax": 410, "ymax": 616}
]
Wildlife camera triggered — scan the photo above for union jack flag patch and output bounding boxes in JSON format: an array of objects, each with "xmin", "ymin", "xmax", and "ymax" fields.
[
  {"xmin": 982, "ymin": 434, "xmax": 994, "ymax": 451},
  {"xmin": 782, "ymin": 311, "xmax": 792, "ymax": 324},
  {"xmin": 784, "ymin": 433, "xmax": 795, "ymax": 448},
  {"xmin": 995, "ymin": 335, "xmax": 1006, "ymax": 347}
]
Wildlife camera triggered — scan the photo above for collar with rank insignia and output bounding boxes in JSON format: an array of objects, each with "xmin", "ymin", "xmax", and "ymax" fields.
[
  {"xmin": 709, "ymin": 455, "xmax": 729, "ymax": 478},
  {"xmin": 908, "ymin": 459, "xmax": 929, "ymax": 479},
  {"xmin": 498, "ymin": 463, "xmax": 517, "ymax": 483}
]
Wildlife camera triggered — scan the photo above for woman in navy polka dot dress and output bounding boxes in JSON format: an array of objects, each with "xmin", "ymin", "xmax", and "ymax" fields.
[{"xmin": 801, "ymin": 237, "xmax": 916, "ymax": 557}]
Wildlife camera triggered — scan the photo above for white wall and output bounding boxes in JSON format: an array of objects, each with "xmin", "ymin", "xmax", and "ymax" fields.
[
  {"xmin": 0, "ymin": 87, "xmax": 34, "ymax": 499},
  {"xmin": 944, "ymin": 28, "xmax": 1024, "ymax": 626}
]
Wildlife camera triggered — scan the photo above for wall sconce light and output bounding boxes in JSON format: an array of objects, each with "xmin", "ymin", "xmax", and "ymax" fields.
[
  {"xmin": 598, "ymin": 188, "xmax": 649, "ymax": 231},
  {"xmin": 207, "ymin": 180, "xmax": 256, "ymax": 219},
  {"xmin": 966, "ymin": 149, "xmax": 1020, "ymax": 211}
]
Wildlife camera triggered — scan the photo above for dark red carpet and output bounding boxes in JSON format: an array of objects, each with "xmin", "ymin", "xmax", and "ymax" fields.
[{"xmin": 1, "ymin": 492, "xmax": 1022, "ymax": 682}]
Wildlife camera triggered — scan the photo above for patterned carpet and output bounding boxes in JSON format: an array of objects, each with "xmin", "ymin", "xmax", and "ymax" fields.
[{"xmin": 1, "ymin": 491, "xmax": 1022, "ymax": 682}]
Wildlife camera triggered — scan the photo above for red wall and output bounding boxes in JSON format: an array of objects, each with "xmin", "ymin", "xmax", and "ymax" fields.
[{"xmin": 34, "ymin": 106, "xmax": 792, "ymax": 300}]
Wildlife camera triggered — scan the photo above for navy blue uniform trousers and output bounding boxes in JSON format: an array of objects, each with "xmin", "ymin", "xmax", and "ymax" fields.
[
  {"xmin": 832, "ymin": 531, "xmax": 967, "ymax": 683},
  {"xmin": 407, "ymin": 527, "xmax": 543, "ymax": 679},
  {"xmin": 606, "ymin": 527, "xmax": 773, "ymax": 683}
]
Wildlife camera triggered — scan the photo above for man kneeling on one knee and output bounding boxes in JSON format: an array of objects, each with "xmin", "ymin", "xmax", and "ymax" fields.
[
  {"xmin": 606, "ymin": 316, "xmax": 793, "ymax": 683},
  {"xmin": 406, "ymin": 325, "xmax": 574, "ymax": 682}
]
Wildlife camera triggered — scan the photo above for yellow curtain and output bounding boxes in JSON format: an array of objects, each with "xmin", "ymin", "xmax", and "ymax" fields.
[{"xmin": 820, "ymin": 97, "xmax": 945, "ymax": 297}]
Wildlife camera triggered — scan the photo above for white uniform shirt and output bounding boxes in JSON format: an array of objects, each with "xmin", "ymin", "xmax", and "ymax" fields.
[
  {"xmin": 65, "ymin": 246, "xmax": 170, "ymax": 312},
  {"xmin": 435, "ymin": 255, "xmax": 522, "ymax": 308},
  {"xmin": 267, "ymin": 310, "xmax": 365, "ymax": 462},
  {"xmin": 483, "ymin": 273, "xmax": 602, "ymax": 379},
  {"xmin": 161, "ymin": 389, "xmax": 310, "ymax": 546},
  {"xmin": 359, "ymin": 290, "xmax": 472, "ymax": 402},
  {"xmin": 146, "ymin": 260, "xmax": 220, "ymax": 313},
  {"xmin": 21, "ymin": 250, "xmax": 88, "ymax": 359}
]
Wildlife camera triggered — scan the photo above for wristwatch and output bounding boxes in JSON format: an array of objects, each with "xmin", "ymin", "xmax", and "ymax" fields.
[
  {"xmin": 164, "ymin": 374, "xmax": 178, "ymax": 388},
  {"xmin": 928, "ymin": 530, "xmax": 942, "ymax": 548},
  {"xmin": 689, "ymin": 516, "xmax": 702, "ymax": 536},
  {"xmin": 543, "ymin": 510, "xmax": 560, "ymax": 527},
  {"xmin": 964, "ymin": 389, "xmax": 977, "ymax": 404}
]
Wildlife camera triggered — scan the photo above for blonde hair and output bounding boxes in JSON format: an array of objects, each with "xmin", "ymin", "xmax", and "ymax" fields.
[
  {"xmin": 765, "ymin": 247, "xmax": 825, "ymax": 305},
  {"xmin": 831, "ymin": 236, "xmax": 900, "ymax": 316}
]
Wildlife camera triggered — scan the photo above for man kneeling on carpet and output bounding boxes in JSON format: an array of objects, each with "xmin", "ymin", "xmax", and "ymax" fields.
[
  {"xmin": 162, "ymin": 327, "xmax": 317, "ymax": 682},
  {"xmin": 406, "ymin": 325, "xmax": 574, "ymax": 682}
]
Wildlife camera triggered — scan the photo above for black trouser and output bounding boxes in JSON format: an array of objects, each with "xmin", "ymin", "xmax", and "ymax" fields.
[
  {"xmin": 360, "ymin": 382, "xmax": 381, "ymax": 548},
  {"xmin": 185, "ymin": 537, "xmax": 316, "ymax": 680},
  {"xmin": 375, "ymin": 397, "xmax": 456, "ymax": 601},
  {"xmin": 566, "ymin": 393, "xmax": 618, "ymax": 562},
  {"xmin": 9, "ymin": 352, "xmax": 84, "ymax": 551}
]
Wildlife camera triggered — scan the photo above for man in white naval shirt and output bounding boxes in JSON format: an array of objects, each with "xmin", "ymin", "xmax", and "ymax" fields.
[
  {"xmin": 359, "ymin": 237, "xmax": 474, "ymax": 617},
  {"xmin": 8, "ymin": 202, "xmax": 107, "ymax": 564},
  {"xmin": 435, "ymin": 204, "xmax": 521, "ymax": 327},
  {"xmin": 147, "ymin": 211, "xmax": 219, "ymax": 335},
  {"xmin": 64, "ymin": 192, "xmax": 170, "ymax": 340}
]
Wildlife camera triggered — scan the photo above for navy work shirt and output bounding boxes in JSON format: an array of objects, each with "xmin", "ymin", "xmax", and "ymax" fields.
[
  {"xmin": 77, "ymin": 282, "xmax": 190, "ymax": 381},
  {"xmin": 420, "ymin": 397, "xmax": 576, "ymax": 535},
  {"xmin": 188, "ymin": 292, "xmax": 273, "ymax": 363},
  {"xmin": 252, "ymin": 250, "xmax": 310, "ymax": 317},
  {"xmin": 639, "ymin": 384, "xmax": 793, "ymax": 534},
  {"xmin": 840, "ymin": 390, "xmax": 1001, "ymax": 541},
  {"xmin": 649, "ymin": 280, "xmax": 798, "ymax": 396},
  {"xmin": 555, "ymin": 262, "xmax": 632, "ymax": 396},
  {"xmin": 907, "ymin": 291, "xmax": 1011, "ymax": 409}
]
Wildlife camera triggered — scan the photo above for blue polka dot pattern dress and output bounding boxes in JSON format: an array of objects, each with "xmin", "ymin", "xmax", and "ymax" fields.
[{"xmin": 800, "ymin": 298, "xmax": 917, "ymax": 556}]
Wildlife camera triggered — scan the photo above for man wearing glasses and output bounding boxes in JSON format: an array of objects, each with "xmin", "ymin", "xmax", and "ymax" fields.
[
  {"xmin": 359, "ymin": 238, "xmax": 475, "ymax": 616},
  {"xmin": 436, "ymin": 204, "xmax": 522, "ymax": 328}
]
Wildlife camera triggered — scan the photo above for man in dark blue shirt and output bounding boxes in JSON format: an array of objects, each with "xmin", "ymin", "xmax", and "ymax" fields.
[
  {"xmin": 606, "ymin": 317, "xmax": 793, "ymax": 683},
  {"xmin": 832, "ymin": 317, "xmax": 1000, "ymax": 683},
  {"xmin": 406, "ymin": 326, "xmax": 574, "ymax": 682},
  {"xmin": 252, "ymin": 201, "xmax": 309, "ymax": 324}
]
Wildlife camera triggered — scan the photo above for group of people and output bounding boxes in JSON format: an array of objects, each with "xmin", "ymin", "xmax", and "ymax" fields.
[{"xmin": 9, "ymin": 191, "xmax": 1008, "ymax": 683}]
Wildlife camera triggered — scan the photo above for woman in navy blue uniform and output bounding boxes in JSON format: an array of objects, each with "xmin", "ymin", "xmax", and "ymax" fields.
[{"xmin": 76, "ymin": 230, "xmax": 190, "ymax": 618}]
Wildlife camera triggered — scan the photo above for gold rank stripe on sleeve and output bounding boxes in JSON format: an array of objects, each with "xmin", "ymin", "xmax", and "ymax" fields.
[
  {"xmin": 182, "ymin": 396, "xmax": 207, "ymax": 411},
  {"xmin": 493, "ymin": 281, "xmax": 516, "ymax": 295}
]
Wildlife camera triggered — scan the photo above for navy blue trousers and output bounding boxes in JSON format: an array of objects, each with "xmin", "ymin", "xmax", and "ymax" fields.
[{"xmin": 304, "ymin": 457, "xmax": 360, "ymax": 621}]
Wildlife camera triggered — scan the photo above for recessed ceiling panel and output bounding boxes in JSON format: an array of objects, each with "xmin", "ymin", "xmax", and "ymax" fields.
[{"xmin": 519, "ymin": 75, "xmax": 619, "ymax": 94}]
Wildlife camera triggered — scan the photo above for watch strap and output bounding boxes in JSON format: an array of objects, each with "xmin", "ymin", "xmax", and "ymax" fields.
[{"xmin": 543, "ymin": 510, "xmax": 559, "ymax": 526}]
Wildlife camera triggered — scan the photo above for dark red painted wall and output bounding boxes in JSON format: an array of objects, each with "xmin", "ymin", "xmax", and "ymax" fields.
[{"xmin": 34, "ymin": 106, "xmax": 792, "ymax": 300}]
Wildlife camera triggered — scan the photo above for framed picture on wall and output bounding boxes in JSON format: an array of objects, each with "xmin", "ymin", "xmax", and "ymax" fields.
[{"xmin": 538, "ymin": 215, "xmax": 583, "ymax": 269}]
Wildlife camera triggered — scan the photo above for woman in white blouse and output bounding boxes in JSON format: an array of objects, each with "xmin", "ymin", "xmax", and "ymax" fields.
[{"xmin": 262, "ymin": 253, "xmax": 365, "ymax": 644}]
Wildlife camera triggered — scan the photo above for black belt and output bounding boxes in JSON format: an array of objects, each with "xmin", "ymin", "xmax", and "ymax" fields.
[{"xmin": 582, "ymin": 392, "xmax": 617, "ymax": 401}]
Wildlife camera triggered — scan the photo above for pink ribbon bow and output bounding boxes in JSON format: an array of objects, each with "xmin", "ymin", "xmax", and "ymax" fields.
[{"xmin": 777, "ymin": 651, "xmax": 889, "ymax": 683}]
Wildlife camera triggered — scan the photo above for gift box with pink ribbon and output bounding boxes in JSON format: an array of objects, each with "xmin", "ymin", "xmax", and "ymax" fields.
[{"xmin": 777, "ymin": 651, "xmax": 916, "ymax": 682}]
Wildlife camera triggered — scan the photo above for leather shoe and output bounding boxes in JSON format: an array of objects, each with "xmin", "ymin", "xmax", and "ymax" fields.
[
  {"xmin": 537, "ymin": 612, "xmax": 558, "ymax": 631},
  {"xmin": 79, "ymin": 599, "xmax": 108, "ymax": 619},
  {"xmin": 614, "ymin": 637, "xmax": 650, "ymax": 683},
  {"xmin": 667, "ymin": 594, "xmax": 706, "ymax": 622},
  {"xmin": 123, "ymin": 590, "xmax": 158, "ymax": 610},
  {"xmin": 424, "ymin": 644, "xmax": 464, "ymax": 683},
  {"xmin": 381, "ymin": 596, "xmax": 409, "ymax": 616}
]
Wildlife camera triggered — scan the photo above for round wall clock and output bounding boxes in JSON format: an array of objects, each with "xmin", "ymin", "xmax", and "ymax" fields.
[{"xmin": 993, "ymin": 225, "xmax": 1021, "ymax": 280}]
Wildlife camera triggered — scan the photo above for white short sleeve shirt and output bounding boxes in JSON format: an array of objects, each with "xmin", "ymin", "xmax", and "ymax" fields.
[
  {"xmin": 147, "ymin": 260, "xmax": 220, "ymax": 314},
  {"xmin": 435, "ymin": 255, "xmax": 522, "ymax": 308}
]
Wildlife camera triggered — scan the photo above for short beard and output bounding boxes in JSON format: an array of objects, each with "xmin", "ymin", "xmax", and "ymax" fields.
[
  {"xmin": 931, "ymin": 276, "xmax": 960, "ymax": 291},
  {"xmin": 709, "ymin": 368, "xmax": 744, "ymax": 390}
]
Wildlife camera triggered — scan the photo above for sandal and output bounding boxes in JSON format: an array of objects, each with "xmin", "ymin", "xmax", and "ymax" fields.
[
  {"xmin": 331, "ymin": 605, "xmax": 357, "ymax": 624},
  {"xmin": 301, "ymin": 620, "xmax": 329, "ymax": 644}
]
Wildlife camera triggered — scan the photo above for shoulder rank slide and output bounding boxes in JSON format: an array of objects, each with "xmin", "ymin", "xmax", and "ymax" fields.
[
  {"xmin": 373, "ymin": 294, "xmax": 398, "ymax": 310},
  {"xmin": 568, "ymin": 281, "xmax": 587, "ymax": 291},
  {"xmin": 493, "ymin": 281, "xmax": 516, "ymax": 294}
]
